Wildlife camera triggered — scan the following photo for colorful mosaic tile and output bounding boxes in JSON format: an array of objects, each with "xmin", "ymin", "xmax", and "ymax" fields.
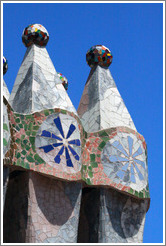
[
  {"xmin": 57, "ymin": 72, "xmax": 68, "ymax": 90},
  {"xmin": 22, "ymin": 24, "xmax": 49, "ymax": 47},
  {"xmin": 86, "ymin": 45, "xmax": 113, "ymax": 68},
  {"xmin": 36, "ymin": 113, "xmax": 81, "ymax": 173},
  {"xmin": 3, "ymin": 56, "xmax": 8, "ymax": 75},
  {"xmin": 4, "ymin": 107, "xmax": 85, "ymax": 181},
  {"xmin": 81, "ymin": 127, "xmax": 150, "ymax": 200},
  {"xmin": 4, "ymin": 103, "xmax": 150, "ymax": 200}
]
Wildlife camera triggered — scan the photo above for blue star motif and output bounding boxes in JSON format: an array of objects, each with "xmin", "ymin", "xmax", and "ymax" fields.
[
  {"xmin": 108, "ymin": 136, "xmax": 145, "ymax": 183},
  {"xmin": 38, "ymin": 116, "xmax": 81, "ymax": 168}
]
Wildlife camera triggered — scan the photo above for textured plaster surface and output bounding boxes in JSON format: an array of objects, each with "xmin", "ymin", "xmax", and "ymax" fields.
[{"xmin": 78, "ymin": 66, "xmax": 136, "ymax": 132}]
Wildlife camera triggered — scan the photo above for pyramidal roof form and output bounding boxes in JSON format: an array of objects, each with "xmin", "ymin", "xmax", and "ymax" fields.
[
  {"xmin": 9, "ymin": 24, "xmax": 77, "ymax": 115},
  {"xmin": 77, "ymin": 45, "xmax": 136, "ymax": 132}
]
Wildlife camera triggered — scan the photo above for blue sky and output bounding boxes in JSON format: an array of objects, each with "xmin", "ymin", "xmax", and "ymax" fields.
[{"xmin": 3, "ymin": 2, "xmax": 164, "ymax": 243}]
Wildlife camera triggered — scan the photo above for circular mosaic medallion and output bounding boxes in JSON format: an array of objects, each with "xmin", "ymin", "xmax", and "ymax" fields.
[
  {"xmin": 35, "ymin": 113, "xmax": 81, "ymax": 173},
  {"xmin": 101, "ymin": 132, "xmax": 148, "ymax": 192}
]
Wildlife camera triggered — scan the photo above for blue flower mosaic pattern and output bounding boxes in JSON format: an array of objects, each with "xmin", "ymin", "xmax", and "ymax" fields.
[
  {"xmin": 35, "ymin": 113, "xmax": 81, "ymax": 173},
  {"xmin": 101, "ymin": 132, "xmax": 148, "ymax": 192}
]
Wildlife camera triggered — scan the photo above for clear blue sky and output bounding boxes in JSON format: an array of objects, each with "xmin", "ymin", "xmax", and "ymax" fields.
[{"xmin": 3, "ymin": 2, "xmax": 164, "ymax": 243}]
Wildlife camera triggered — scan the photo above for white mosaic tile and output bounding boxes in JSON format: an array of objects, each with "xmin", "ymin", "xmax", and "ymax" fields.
[
  {"xmin": 9, "ymin": 45, "xmax": 77, "ymax": 115},
  {"xmin": 78, "ymin": 66, "xmax": 136, "ymax": 132},
  {"xmin": 3, "ymin": 80, "xmax": 10, "ymax": 101}
]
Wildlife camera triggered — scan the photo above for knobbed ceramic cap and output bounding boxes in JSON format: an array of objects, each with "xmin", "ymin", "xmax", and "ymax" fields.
[
  {"xmin": 3, "ymin": 56, "xmax": 8, "ymax": 75},
  {"xmin": 57, "ymin": 72, "xmax": 68, "ymax": 90},
  {"xmin": 86, "ymin": 45, "xmax": 113, "ymax": 68},
  {"xmin": 22, "ymin": 24, "xmax": 49, "ymax": 47}
]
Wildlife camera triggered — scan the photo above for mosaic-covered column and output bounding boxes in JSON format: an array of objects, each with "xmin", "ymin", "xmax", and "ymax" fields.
[
  {"xmin": 3, "ymin": 24, "xmax": 82, "ymax": 243},
  {"xmin": 77, "ymin": 45, "xmax": 150, "ymax": 243},
  {"xmin": 3, "ymin": 57, "xmax": 10, "ymax": 210}
]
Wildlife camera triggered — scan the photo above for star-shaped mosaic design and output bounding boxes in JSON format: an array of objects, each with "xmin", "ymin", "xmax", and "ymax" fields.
[
  {"xmin": 101, "ymin": 133, "xmax": 147, "ymax": 189},
  {"xmin": 109, "ymin": 136, "xmax": 145, "ymax": 183},
  {"xmin": 35, "ymin": 113, "xmax": 81, "ymax": 171}
]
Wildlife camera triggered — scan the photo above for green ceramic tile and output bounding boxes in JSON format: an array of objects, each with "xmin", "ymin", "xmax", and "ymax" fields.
[
  {"xmin": 32, "ymin": 145, "xmax": 35, "ymax": 152},
  {"xmin": 88, "ymin": 171, "xmax": 93, "ymax": 178},
  {"xmin": 20, "ymin": 160, "xmax": 25, "ymax": 167},
  {"xmin": 99, "ymin": 130, "xmax": 109, "ymax": 137},
  {"xmin": 90, "ymin": 154, "xmax": 95, "ymax": 162},
  {"xmin": 49, "ymin": 109, "xmax": 54, "ymax": 114},
  {"xmin": 15, "ymin": 118, "xmax": 20, "ymax": 123},
  {"xmin": 26, "ymin": 155, "xmax": 35, "ymax": 163},
  {"xmin": 3, "ymin": 138, "xmax": 7, "ymax": 146},
  {"xmin": 25, "ymin": 162, "xmax": 30, "ymax": 169},
  {"xmin": 18, "ymin": 124, "xmax": 23, "ymax": 128},
  {"xmin": 88, "ymin": 166, "xmax": 92, "ymax": 171},
  {"xmin": 33, "ymin": 125, "xmax": 39, "ymax": 130},
  {"xmin": 98, "ymin": 141, "xmax": 106, "ymax": 149},
  {"xmin": 16, "ymin": 125, "xmax": 20, "ymax": 131},
  {"xmin": 23, "ymin": 139, "xmax": 28, "ymax": 145},
  {"xmin": 139, "ymin": 192, "xmax": 144, "ymax": 198},
  {"xmin": 44, "ymin": 110, "xmax": 49, "ymax": 116},
  {"xmin": 16, "ymin": 138, "xmax": 21, "ymax": 144},
  {"xmin": 16, "ymin": 159, "xmax": 21, "ymax": 166},
  {"xmin": 21, "ymin": 135, "xmax": 25, "ymax": 140},
  {"xmin": 3, "ymin": 123, "xmax": 8, "ymax": 131},
  {"xmin": 101, "ymin": 137, "xmax": 109, "ymax": 142},
  {"xmin": 24, "ymin": 124, "xmax": 28, "ymax": 131},
  {"xmin": 60, "ymin": 109, "xmax": 67, "ymax": 114},
  {"xmin": 86, "ymin": 178, "xmax": 92, "ymax": 185},
  {"xmin": 135, "ymin": 191, "xmax": 139, "ymax": 196},
  {"xmin": 29, "ymin": 136, "xmax": 35, "ymax": 145},
  {"xmin": 25, "ymin": 145, "xmax": 30, "ymax": 151},
  {"xmin": 34, "ymin": 154, "xmax": 44, "ymax": 164},
  {"xmin": 21, "ymin": 143, "xmax": 25, "ymax": 149},
  {"xmin": 21, "ymin": 150, "xmax": 26, "ymax": 155},
  {"xmin": 129, "ymin": 188, "xmax": 134, "ymax": 194},
  {"xmin": 26, "ymin": 115, "xmax": 33, "ymax": 119},
  {"xmin": 31, "ymin": 131, "xmax": 36, "ymax": 136},
  {"xmin": 28, "ymin": 122, "xmax": 33, "ymax": 131},
  {"xmin": 83, "ymin": 165, "xmax": 87, "ymax": 171},
  {"xmin": 16, "ymin": 152, "xmax": 21, "ymax": 159},
  {"xmin": 84, "ymin": 131, "xmax": 87, "ymax": 139},
  {"xmin": 91, "ymin": 162, "xmax": 98, "ymax": 168},
  {"xmin": 20, "ymin": 115, "xmax": 24, "ymax": 120}
]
